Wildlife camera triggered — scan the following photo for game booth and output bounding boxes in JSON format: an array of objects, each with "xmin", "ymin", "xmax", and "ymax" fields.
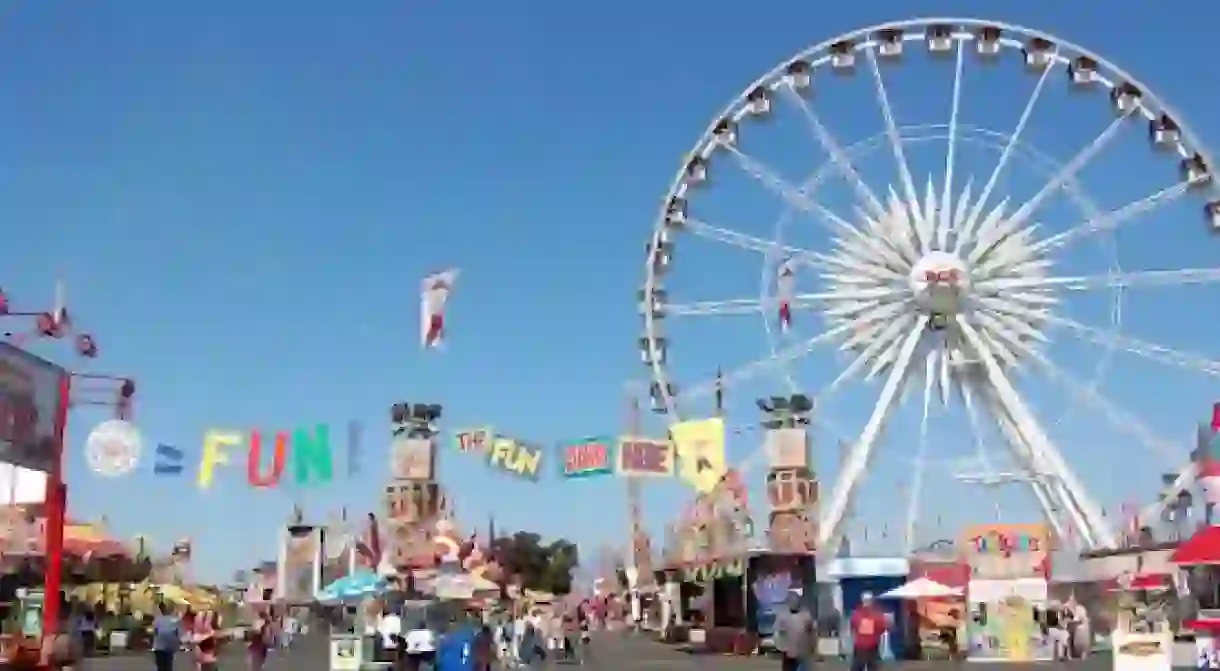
[
  {"xmin": 824, "ymin": 556, "xmax": 910, "ymax": 660},
  {"xmin": 663, "ymin": 550, "xmax": 815, "ymax": 654}
]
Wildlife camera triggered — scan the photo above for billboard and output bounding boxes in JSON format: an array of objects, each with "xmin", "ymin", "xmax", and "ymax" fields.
[
  {"xmin": 746, "ymin": 552, "xmax": 816, "ymax": 639},
  {"xmin": 961, "ymin": 523, "xmax": 1051, "ymax": 580},
  {"xmin": 389, "ymin": 437, "xmax": 435, "ymax": 481},
  {"xmin": 616, "ymin": 437, "xmax": 674, "ymax": 477},
  {"xmin": 765, "ymin": 427, "xmax": 809, "ymax": 470},
  {"xmin": 670, "ymin": 418, "xmax": 726, "ymax": 493},
  {"xmin": 0, "ymin": 343, "xmax": 67, "ymax": 473},
  {"xmin": 561, "ymin": 437, "xmax": 613, "ymax": 479},
  {"xmin": 277, "ymin": 525, "xmax": 324, "ymax": 602}
]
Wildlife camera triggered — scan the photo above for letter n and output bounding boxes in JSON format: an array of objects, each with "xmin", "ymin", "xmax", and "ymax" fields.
[{"xmin": 293, "ymin": 424, "xmax": 334, "ymax": 485}]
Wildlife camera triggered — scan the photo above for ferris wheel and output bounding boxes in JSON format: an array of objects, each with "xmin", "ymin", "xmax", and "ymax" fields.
[{"xmin": 638, "ymin": 18, "xmax": 1220, "ymax": 556}]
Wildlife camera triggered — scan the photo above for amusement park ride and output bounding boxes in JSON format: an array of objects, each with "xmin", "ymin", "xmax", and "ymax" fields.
[
  {"xmin": 0, "ymin": 281, "xmax": 137, "ymax": 636},
  {"xmin": 638, "ymin": 18, "xmax": 1220, "ymax": 559}
]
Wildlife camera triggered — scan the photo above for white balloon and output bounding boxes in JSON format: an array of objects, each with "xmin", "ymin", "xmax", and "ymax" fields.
[{"xmin": 85, "ymin": 419, "xmax": 143, "ymax": 477}]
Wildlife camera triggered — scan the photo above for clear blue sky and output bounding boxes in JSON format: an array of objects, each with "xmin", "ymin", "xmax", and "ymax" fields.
[{"xmin": 2, "ymin": 0, "xmax": 1218, "ymax": 583}]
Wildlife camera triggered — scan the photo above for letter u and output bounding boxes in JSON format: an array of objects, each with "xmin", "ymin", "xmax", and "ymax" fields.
[{"xmin": 248, "ymin": 430, "xmax": 288, "ymax": 487}]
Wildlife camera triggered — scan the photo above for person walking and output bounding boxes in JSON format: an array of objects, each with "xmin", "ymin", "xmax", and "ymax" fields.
[
  {"xmin": 849, "ymin": 592, "xmax": 888, "ymax": 671},
  {"xmin": 247, "ymin": 608, "xmax": 272, "ymax": 671},
  {"xmin": 773, "ymin": 592, "xmax": 815, "ymax": 671},
  {"xmin": 193, "ymin": 610, "xmax": 220, "ymax": 671},
  {"xmin": 151, "ymin": 602, "xmax": 181, "ymax": 671}
]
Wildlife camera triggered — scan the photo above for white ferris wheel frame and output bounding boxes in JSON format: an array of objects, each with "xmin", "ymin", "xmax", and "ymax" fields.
[{"xmin": 639, "ymin": 17, "xmax": 1220, "ymax": 556}]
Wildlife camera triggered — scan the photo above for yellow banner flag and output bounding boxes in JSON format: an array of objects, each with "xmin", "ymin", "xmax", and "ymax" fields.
[{"xmin": 670, "ymin": 418, "xmax": 726, "ymax": 494}]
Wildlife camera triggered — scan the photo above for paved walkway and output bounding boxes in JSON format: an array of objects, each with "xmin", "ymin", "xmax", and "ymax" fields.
[{"xmin": 76, "ymin": 633, "xmax": 1134, "ymax": 670}]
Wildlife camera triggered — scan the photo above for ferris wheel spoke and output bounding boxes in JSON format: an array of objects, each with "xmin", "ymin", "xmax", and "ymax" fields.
[
  {"xmin": 1047, "ymin": 314, "xmax": 1220, "ymax": 376},
  {"xmin": 865, "ymin": 47, "xmax": 924, "ymax": 251},
  {"xmin": 819, "ymin": 315, "xmax": 928, "ymax": 556},
  {"xmin": 937, "ymin": 39, "xmax": 966, "ymax": 252},
  {"xmin": 675, "ymin": 320, "xmax": 857, "ymax": 403},
  {"xmin": 957, "ymin": 56, "xmax": 1058, "ymax": 253},
  {"xmin": 1026, "ymin": 182, "xmax": 1194, "ymax": 257},
  {"xmin": 980, "ymin": 266, "xmax": 1220, "ymax": 293},
  {"xmin": 995, "ymin": 113, "xmax": 1133, "ymax": 237},
  {"xmin": 780, "ymin": 84, "xmax": 887, "ymax": 220},
  {"xmin": 683, "ymin": 217, "xmax": 832, "ymax": 268},
  {"xmin": 903, "ymin": 349, "xmax": 937, "ymax": 553},
  {"xmin": 723, "ymin": 146, "xmax": 862, "ymax": 235},
  {"xmin": 667, "ymin": 287, "xmax": 905, "ymax": 318},
  {"xmin": 960, "ymin": 383, "xmax": 998, "ymax": 475},
  {"xmin": 1029, "ymin": 349, "xmax": 1183, "ymax": 466},
  {"xmin": 956, "ymin": 315, "xmax": 1115, "ymax": 548}
]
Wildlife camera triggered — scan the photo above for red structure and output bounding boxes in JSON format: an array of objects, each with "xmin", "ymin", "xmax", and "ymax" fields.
[{"xmin": 0, "ymin": 287, "xmax": 135, "ymax": 639}]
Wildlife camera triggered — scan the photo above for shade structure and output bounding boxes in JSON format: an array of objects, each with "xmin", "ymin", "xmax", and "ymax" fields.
[
  {"xmin": 1172, "ymin": 526, "xmax": 1220, "ymax": 565},
  {"xmin": 1108, "ymin": 572, "xmax": 1171, "ymax": 592},
  {"xmin": 418, "ymin": 572, "xmax": 498, "ymax": 601},
  {"xmin": 880, "ymin": 577, "xmax": 962, "ymax": 599},
  {"xmin": 316, "ymin": 570, "xmax": 388, "ymax": 602}
]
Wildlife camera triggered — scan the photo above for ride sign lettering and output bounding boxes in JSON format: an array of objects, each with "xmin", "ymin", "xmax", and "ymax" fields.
[
  {"xmin": 561, "ymin": 438, "xmax": 612, "ymax": 479},
  {"xmin": 617, "ymin": 437, "xmax": 675, "ymax": 477}
]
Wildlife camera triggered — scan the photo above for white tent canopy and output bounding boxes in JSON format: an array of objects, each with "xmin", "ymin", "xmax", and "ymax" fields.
[{"xmin": 881, "ymin": 577, "xmax": 962, "ymax": 599}]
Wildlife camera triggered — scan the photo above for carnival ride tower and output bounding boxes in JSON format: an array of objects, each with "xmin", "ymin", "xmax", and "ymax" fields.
[
  {"xmin": 383, "ymin": 402, "xmax": 448, "ymax": 570},
  {"xmin": 759, "ymin": 397, "xmax": 818, "ymax": 552}
]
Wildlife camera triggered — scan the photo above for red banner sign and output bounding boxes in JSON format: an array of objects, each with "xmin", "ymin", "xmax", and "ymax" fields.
[
  {"xmin": 617, "ymin": 437, "xmax": 674, "ymax": 477},
  {"xmin": 561, "ymin": 438, "xmax": 612, "ymax": 479}
]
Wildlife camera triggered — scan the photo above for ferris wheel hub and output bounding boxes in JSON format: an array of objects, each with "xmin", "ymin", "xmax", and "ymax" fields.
[{"xmin": 909, "ymin": 250, "xmax": 970, "ymax": 317}]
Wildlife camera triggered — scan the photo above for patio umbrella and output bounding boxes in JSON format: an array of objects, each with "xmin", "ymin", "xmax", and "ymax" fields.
[
  {"xmin": 881, "ymin": 577, "xmax": 962, "ymax": 599},
  {"xmin": 316, "ymin": 570, "xmax": 388, "ymax": 603}
]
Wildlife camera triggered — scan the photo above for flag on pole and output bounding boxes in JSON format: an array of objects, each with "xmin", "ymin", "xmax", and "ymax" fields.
[
  {"xmin": 777, "ymin": 260, "xmax": 795, "ymax": 332},
  {"xmin": 420, "ymin": 268, "xmax": 459, "ymax": 348}
]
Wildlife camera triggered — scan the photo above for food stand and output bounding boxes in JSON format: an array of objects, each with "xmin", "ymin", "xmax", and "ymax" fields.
[{"xmin": 1111, "ymin": 588, "xmax": 1171, "ymax": 671}]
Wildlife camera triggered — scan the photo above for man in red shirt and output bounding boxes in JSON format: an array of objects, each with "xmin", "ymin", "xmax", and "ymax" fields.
[{"xmin": 849, "ymin": 592, "xmax": 888, "ymax": 671}]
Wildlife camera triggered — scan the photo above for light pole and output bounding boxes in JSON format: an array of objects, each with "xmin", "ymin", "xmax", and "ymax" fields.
[{"xmin": 756, "ymin": 394, "xmax": 816, "ymax": 553}]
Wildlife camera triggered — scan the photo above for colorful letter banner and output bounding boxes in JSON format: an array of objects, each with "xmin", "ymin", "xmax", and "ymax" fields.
[
  {"xmin": 454, "ymin": 426, "xmax": 493, "ymax": 454},
  {"xmin": 149, "ymin": 421, "xmax": 358, "ymax": 490},
  {"xmin": 670, "ymin": 417, "xmax": 726, "ymax": 494},
  {"xmin": 616, "ymin": 436, "xmax": 674, "ymax": 477},
  {"xmin": 487, "ymin": 436, "xmax": 543, "ymax": 481},
  {"xmin": 561, "ymin": 437, "xmax": 613, "ymax": 479}
]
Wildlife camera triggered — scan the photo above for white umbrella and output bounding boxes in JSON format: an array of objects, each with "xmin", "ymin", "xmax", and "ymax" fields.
[
  {"xmin": 881, "ymin": 577, "xmax": 962, "ymax": 599},
  {"xmin": 420, "ymin": 572, "xmax": 499, "ymax": 601}
]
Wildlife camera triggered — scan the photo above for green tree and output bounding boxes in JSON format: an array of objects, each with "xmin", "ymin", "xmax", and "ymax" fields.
[{"xmin": 491, "ymin": 531, "xmax": 580, "ymax": 595}]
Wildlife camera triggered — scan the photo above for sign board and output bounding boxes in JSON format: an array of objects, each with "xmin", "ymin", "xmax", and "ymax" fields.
[
  {"xmin": 390, "ymin": 437, "xmax": 435, "ymax": 481},
  {"xmin": 453, "ymin": 427, "xmax": 493, "ymax": 454},
  {"xmin": 561, "ymin": 437, "xmax": 613, "ymax": 478},
  {"xmin": 617, "ymin": 437, "xmax": 675, "ymax": 477},
  {"xmin": 0, "ymin": 344, "xmax": 66, "ymax": 473},
  {"xmin": 277, "ymin": 525, "xmax": 324, "ymax": 603},
  {"xmin": 765, "ymin": 427, "xmax": 809, "ymax": 470},
  {"xmin": 961, "ymin": 523, "xmax": 1052, "ymax": 580}
]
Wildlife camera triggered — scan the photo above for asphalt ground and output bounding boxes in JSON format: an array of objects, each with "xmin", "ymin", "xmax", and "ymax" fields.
[{"xmin": 74, "ymin": 633, "xmax": 1131, "ymax": 670}]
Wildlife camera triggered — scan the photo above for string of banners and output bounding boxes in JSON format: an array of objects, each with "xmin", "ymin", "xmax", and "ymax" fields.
[
  {"xmin": 453, "ymin": 417, "xmax": 729, "ymax": 493},
  {"xmin": 84, "ymin": 418, "xmax": 363, "ymax": 489}
]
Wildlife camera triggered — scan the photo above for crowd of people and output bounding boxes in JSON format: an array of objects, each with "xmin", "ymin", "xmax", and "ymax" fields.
[{"xmin": 379, "ymin": 604, "xmax": 594, "ymax": 669}]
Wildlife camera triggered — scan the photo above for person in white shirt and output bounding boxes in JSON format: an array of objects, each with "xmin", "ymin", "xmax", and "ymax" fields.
[
  {"xmin": 377, "ymin": 606, "xmax": 402, "ymax": 657},
  {"xmin": 401, "ymin": 610, "xmax": 436, "ymax": 670}
]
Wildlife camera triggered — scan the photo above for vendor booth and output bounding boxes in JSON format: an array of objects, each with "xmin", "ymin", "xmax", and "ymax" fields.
[
  {"xmin": 826, "ymin": 556, "xmax": 909, "ymax": 660},
  {"xmin": 961, "ymin": 523, "xmax": 1053, "ymax": 662}
]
